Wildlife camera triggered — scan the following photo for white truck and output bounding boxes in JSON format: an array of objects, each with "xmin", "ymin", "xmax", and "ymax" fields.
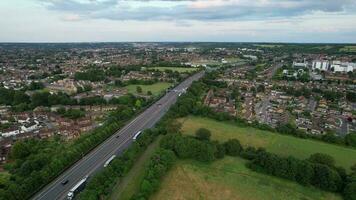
[
  {"xmin": 133, "ymin": 131, "xmax": 142, "ymax": 141},
  {"xmin": 104, "ymin": 155, "xmax": 116, "ymax": 167},
  {"xmin": 67, "ymin": 176, "xmax": 89, "ymax": 200}
]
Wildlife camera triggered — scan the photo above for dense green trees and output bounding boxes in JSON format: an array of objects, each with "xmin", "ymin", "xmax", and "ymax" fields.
[
  {"xmin": 307, "ymin": 153, "xmax": 336, "ymax": 167},
  {"xmin": 27, "ymin": 82, "xmax": 45, "ymax": 90},
  {"xmin": 131, "ymin": 149, "xmax": 176, "ymax": 200},
  {"xmin": 160, "ymin": 133, "xmax": 217, "ymax": 162},
  {"xmin": 76, "ymin": 84, "xmax": 92, "ymax": 93},
  {"xmin": 344, "ymin": 181, "xmax": 356, "ymax": 200},
  {"xmin": 345, "ymin": 133, "xmax": 356, "ymax": 147},
  {"xmin": 74, "ymin": 69, "xmax": 105, "ymax": 82},
  {"xmin": 0, "ymin": 87, "xmax": 29, "ymax": 106},
  {"xmin": 248, "ymin": 150, "xmax": 344, "ymax": 193},
  {"xmin": 57, "ymin": 108, "xmax": 85, "ymax": 119},
  {"xmin": 346, "ymin": 92, "xmax": 356, "ymax": 102}
]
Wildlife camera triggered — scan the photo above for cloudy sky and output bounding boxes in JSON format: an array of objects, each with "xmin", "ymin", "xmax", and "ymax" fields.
[{"xmin": 1, "ymin": 0, "xmax": 356, "ymax": 43}]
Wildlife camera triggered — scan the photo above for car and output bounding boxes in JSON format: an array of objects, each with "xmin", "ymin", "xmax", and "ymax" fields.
[
  {"xmin": 61, "ymin": 179, "xmax": 69, "ymax": 185},
  {"xmin": 157, "ymin": 103, "xmax": 162, "ymax": 107},
  {"xmin": 115, "ymin": 135, "xmax": 120, "ymax": 138}
]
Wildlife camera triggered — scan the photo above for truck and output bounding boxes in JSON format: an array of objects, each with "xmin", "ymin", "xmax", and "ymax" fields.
[
  {"xmin": 104, "ymin": 155, "xmax": 116, "ymax": 167},
  {"xmin": 67, "ymin": 176, "xmax": 89, "ymax": 200},
  {"xmin": 133, "ymin": 131, "xmax": 142, "ymax": 141}
]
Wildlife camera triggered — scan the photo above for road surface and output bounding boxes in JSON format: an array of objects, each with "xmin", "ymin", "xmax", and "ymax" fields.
[{"xmin": 32, "ymin": 71, "xmax": 204, "ymax": 200}]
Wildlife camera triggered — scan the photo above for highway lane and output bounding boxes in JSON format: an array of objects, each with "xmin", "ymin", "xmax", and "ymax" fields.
[{"xmin": 32, "ymin": 71, "xmax": 204, "ymax": 200}]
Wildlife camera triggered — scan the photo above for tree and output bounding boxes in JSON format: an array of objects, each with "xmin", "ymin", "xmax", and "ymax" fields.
[
  {"xmin": 195, "ymin": 128, "xmax": 211, "ymax": 141},
  {"xmin": 215, "ymin": 143, "xmax": 226, "ymax": 159},
  {"xmin": 31, "ymin": 91, "xmax": 50, "ymax": 107},
  {"xmin": 136, "ymin": 86, "xmax": 143, "ymax": 93},
  {"xmin": 257, "ymin": 85, "xmax": 265, "ymax": 93},
  {"xmin": 165, "ymin": 120, "xmax": 182, "ymax": 134},
  {"xmin": 147, "ymin": 91, "xmax": 152, "ymax": 96},
  {"xmin": 13, "ymin": 91, "xmax": 30, "ymax": 105},
  {"xmin": 345, "ymin": 133, "xmax": 356, "ymax": 147},
  {"xmin": 28, "ymin": 82, "xmax": 44, "ymax": 90},
  {"xmin": 11, "ymin": 140, "xmax": 32, "ymax": 159},
  {"xmin": 343, "ymin": 182, "xmax": 356, "ymax": 200},
  {"xmin": 224, "ymin": 139, "xmax": 242, "ymax": 156},
  {"xmin": 140, "ymin": 179, "xmax": 154, "ymax": 195},
  {"xmin": 296, "ymin": 161, "xmax": 314, "ymax": 185},
  {"xmin": 312, "ymin": 163, "xmax": 342, "ymax": 192},
  {"xmin": 135, "ymin": 99, "xmax": 142, "ymax": 108},
  {"xmin": 307, "ymin": 153, "xmax": 335, "ymax": 168}
]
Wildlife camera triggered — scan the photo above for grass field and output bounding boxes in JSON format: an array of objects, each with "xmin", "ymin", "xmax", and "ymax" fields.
[
  {"xmin": 125, "ymin": 82, "xmax": 172, "ymax": 96},
  {"xmin": 109, "ymin": 136, "xmax": 162, "ymax": 200},
  {"xmin": 340, "ymin": 45, "xmax": 356, "ymax": 52},
  {"xmin": 179, "ymin": 116, "xmax": 356, "ymax": 171},
  {"xmin": 224, "ymin": 57, "xmax": 242, "ymax": 63},
  {"xmin": 152, "ymin": 157, "xmax": 341, "ymax": 200},
  {"xmin": 148, "ymin": 67, "xmax": 198, "ymax": 73}
]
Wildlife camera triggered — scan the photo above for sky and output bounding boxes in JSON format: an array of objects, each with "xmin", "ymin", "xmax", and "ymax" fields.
[{"xmin": 1, "ymin": 0, "xmax": 356, "ymax": 43}]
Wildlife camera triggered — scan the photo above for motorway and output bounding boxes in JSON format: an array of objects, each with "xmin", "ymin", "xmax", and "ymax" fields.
[{"xmin": 32, "ymin": 71, "xmax": 204, "ymax": 200}]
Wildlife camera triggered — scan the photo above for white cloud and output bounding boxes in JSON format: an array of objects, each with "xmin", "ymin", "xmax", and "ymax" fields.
[{"xmin": 0, "ymin": 0, "xmax": 355, "ymax": 42}]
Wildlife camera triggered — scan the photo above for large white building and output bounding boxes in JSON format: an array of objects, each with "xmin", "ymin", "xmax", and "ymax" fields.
[
  {"xmin": 330, "ymin": 61, "xmax": 355, "ymax": 73},
  {"xmin": 312, "ymin": 61, "xmax": 330, "ymax": 71}
]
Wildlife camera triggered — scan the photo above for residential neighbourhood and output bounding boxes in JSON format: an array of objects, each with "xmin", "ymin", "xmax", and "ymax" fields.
[{"xmin": 0, "ymin": 43, "xmax": 355, "ymax": 200}]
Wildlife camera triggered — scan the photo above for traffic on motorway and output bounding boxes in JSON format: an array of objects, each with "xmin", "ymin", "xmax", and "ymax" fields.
[{"xmin": 32, "ymin": 71, "xmax": 204, "ymax": 200}]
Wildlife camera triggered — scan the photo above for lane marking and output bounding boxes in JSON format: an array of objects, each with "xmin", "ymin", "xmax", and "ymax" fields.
[{"xmin": 35, "ymin": 73, "xmax": 202, "ymax": 200}]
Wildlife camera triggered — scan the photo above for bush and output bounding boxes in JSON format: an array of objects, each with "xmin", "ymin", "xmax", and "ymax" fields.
[
  {"xmin": 224, "ymin": 139, "xmax": 243, "ymax": 156},
  {"xmin": 195, "ymin": 128, "xmax": 211, "ymax": 141},
  {"xmin": 307, "ymin": 153, "xmax": 336, "ymax": 168}
]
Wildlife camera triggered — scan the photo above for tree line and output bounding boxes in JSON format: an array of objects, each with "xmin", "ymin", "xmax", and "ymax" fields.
[
  {"xmin": 0, "ymin": 87, "xmax": 150, "ymax": 112},
  {"xmin": 158, "ymin": 130, "xmax": 356, "ymax": 200}
]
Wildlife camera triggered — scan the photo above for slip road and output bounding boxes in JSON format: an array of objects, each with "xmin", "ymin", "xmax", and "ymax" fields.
[{"xmin": 32, "ymin": 71, "xmax": 204, "ymax": 200}]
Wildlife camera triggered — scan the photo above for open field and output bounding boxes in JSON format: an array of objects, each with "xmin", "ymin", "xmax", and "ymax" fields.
[
  {"xmin": 109, "ymin": 136, "xmax": 162, "ymax": 200},
  {"xmin": 224, "ymin": 57, "xmax": 242, "ymax": 63},
  {"xmin": 152, "ymin": 157, "xmax": 341, "ymax": 200},
  {"xmin": 179, "ymin": 116, "xmax": 356, "ymax": 171},
  {"xmin": 148, "ymin": 67, "xmax": 198, "ymax": 73},
  {"xmin": 340, "ymin": 45, "xmax": 356, "ymax": 52},
  {"xmin": 125, "ymin": 82, "xmax": 172, "ymax": 96}
]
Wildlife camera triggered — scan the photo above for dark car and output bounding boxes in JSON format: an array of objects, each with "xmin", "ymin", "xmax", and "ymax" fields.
[
  {"xmin": 61, "ymin": 179, "xmax": 69, "ymax": 185},
  {"xmin": 116, "ymin": 135, "xmax": 120, "ymax": 138}
]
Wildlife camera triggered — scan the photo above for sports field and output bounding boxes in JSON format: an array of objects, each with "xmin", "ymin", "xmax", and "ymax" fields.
[
  {"xmin": 179, "ymin": 116, "xmax": 356, "ymax": 171},
  {"xmin": 152, "ymin": 157, "xmax": 341, "ymax": 200},
  {"xmin": 125, "ymin": 82, "xmax": 172, "ymax": 96},
  {"xmin": 148, "ymin": 67, "xmax": 198, "ymax": 73}
]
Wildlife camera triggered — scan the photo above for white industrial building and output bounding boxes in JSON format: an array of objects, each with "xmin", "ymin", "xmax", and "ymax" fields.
[
  {"xmin": 330, "ymin": 61, "xmax": 355, "ymax": 73},
  {"xmin": 312, "ymin": 61, "xmax": 330, "ymax": 71}
]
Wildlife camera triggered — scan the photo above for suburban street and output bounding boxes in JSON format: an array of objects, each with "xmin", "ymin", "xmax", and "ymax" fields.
[{"xmin": 32, "ymin": 71, "xmax": 204, "ymax": 200}]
